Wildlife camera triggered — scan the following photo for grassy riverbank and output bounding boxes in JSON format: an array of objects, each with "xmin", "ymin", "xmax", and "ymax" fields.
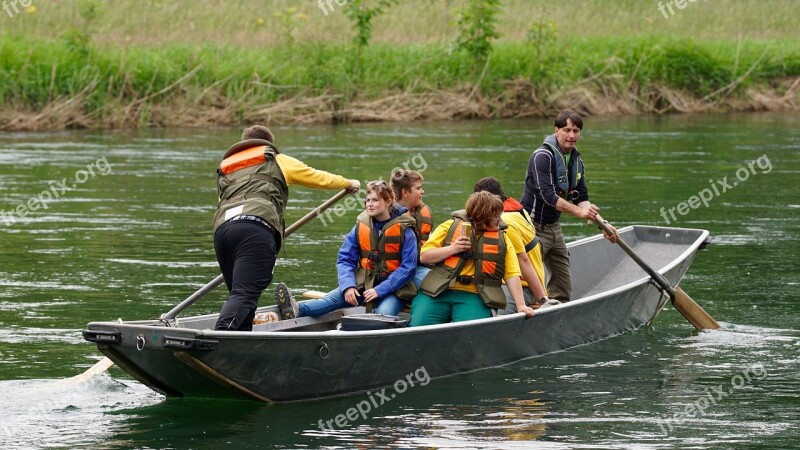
[{"xmin": 2, "ymin": 0, "xmax": 799, "ymax": 130}]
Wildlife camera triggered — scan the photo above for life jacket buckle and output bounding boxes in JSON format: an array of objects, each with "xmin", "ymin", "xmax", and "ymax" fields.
[
  {"xmin": 376, "ymin": 272, "xmax": 390, "ymax": 282},
  {"xmin": 455, "ymin": 275, "xmax": 474, "ymax": 284},
  {"xmin": 463, "ymin": 251, "xmax": 474, "ymax": 260},
  {"xmin": 369, "ymin": 250, "xmax": 381, "ymax": 262}
]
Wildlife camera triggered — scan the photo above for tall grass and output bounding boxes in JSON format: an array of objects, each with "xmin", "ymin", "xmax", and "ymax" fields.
[
  {"xmin": 1, "ymin": 0, "xmax": 798, "ymax": 129},
  {"xmin": 6, "ymin": 0, "xmax": 800, "ymax": 47}
]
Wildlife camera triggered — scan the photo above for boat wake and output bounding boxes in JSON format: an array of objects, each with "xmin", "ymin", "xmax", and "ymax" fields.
[{"xmin": 0, "ymin": 375, "xmax": 162, "ymax": 449}]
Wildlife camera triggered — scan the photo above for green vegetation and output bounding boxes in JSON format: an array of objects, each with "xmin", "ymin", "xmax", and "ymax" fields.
[
  {"xmin": 455, "ymin": 0, "xmax": 503, "ymax": 70},
  {"xmin": 1, "ymin": 0, "xmax": 798, "ymax": 129}
]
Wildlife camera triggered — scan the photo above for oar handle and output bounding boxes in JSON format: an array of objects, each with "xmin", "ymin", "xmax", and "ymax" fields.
[
  {"xmin": 162, "ymin": 189, "xmax": 351, "ymax": 320},
  {"xmin": 594, "ymin": 215, "xmax": 675, "ymax": 297}
]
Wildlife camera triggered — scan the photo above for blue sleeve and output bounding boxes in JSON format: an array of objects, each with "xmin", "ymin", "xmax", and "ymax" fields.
[
  {"xmin": 336, "ymin": 226, "xmax": 360, "ymax": 294},
  {"xmin": 374, "ymin": 227, "xmax": 418, "ymax": 299}
]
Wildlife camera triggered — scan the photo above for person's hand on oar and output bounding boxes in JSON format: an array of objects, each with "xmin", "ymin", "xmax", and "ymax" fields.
[
  {"xmin": 346, "ymin": 179, "xmax": 361, "ymax": 193},
  {"xmin": 584, "ymin": 205, "xmax": 619, "ymax": 243},
  {"xmin": 598, "ymin": 218, "xmax": 619, "ymax": 243}
]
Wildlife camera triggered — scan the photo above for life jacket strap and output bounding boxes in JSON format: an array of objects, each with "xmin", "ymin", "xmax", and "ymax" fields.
[
  {"xmin": 524, "ymin": 235, "xmax": 540, "ymax": 253},
  {"xmin": 454, "ymin": 275, "xmax": 503, "ymax": 288},
  {"xmin": 455, "ymin": 275, "xmax": 474, "ymax": 284},
  {"xmin": 376, "ymin": 272, "xmax": 390, "ymax": 283}
]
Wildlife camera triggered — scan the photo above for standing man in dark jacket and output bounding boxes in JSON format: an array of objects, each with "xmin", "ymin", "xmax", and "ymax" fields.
[
  {"xmin": 212, "ymin": 125, "xmax": 360, "ymax": 331},
  {"xmin": 520, "ymin": 111, "xmax": 618, "ymax": 301}
]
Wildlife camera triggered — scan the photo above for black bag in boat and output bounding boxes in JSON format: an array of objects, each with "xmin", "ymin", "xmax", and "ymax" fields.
[{"xmin": 339, "ymin": 313, "xmax": 408, "ymax": 331}]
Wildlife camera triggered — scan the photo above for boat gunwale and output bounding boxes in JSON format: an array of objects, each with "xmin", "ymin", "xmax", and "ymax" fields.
[{"xmin": 85, "ymin": 225, "xmax": 709, "ymax": 340}]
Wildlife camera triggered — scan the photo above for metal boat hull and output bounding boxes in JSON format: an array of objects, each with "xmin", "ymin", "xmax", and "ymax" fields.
[{"xmin": 83, "ymin": 225, "xmax": 709, "ymax": 402}]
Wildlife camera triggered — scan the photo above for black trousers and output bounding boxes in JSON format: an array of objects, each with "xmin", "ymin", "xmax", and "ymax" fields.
[{"xmin": 213, "ymin": 220, "xmax": 277, "ymax": 331}]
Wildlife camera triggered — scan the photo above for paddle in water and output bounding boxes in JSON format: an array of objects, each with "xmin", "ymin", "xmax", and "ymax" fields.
[{"xmin": 595, "ymin": 215, "xmax": 720, "ymax": 330}]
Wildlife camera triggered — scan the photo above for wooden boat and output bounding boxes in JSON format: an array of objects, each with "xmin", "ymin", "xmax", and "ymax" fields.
[{"xmin": 83, "ymin": 225, "xmax": 710, "ymax": 402}]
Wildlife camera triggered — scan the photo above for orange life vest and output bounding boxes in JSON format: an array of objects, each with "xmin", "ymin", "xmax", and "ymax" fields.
[
  {"xmin": 408, "ymin": 203, "xmax": 434, "ymax": 246},
  {"xmin": 419, "ymin": 210, "xmax": 508, "ymax": 309},
  {"xmin": 213, "ymin": 139, "xmax": 289, "ymax": 239},
  {"xmin": 354, "ymin": 210, "xmax": 417, "ymax": 300}
]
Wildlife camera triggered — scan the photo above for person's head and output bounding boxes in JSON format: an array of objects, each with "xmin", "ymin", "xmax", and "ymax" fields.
[
  {"xmin": 473, "ymin": 177, "xmax": 506, "ymax": 202},
  {"xmin": 391, "ymin": 169, "xmax": 425, "ymax": 209},
  {"xmin": 365, "ymin": 180, "xmax": 395, "ymax": 220},
  {"xmin": 465, "ymin": 191, "xmax": 503, "ymax": 232},
  {"xmin": 242, "ymin": 125, "xmax": 275, "ymax": 143},
  {"xmin": 553, "ymin": 110, "xmax": 583, "ymax": 153}
]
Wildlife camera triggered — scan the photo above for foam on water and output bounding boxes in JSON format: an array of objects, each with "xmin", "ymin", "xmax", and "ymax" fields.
[{"xmin": 0, "ymin": 376, "xmax": 162, "ymax": 449}]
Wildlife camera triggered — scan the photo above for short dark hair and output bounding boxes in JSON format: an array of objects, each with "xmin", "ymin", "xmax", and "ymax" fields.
[
  {"xmin": 554, "ymin": 110, "xmax": 583, "ymax": 130},
  {"xmin": 473, "ymin": 177, "xmax": 506, "ymax": 201},
  {"xmin": 242, "ymin": 125, "xmax": 275, "ymax": 143}
]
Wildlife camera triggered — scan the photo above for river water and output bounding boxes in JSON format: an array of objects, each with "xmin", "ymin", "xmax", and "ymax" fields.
[{"xmin": 1, "ymin": 113, "xmax": 798, "ymax": 449}]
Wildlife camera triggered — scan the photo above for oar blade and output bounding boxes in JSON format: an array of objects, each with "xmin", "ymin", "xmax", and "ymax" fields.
[
  {"xmin": 55, "ymin": 357, "xmax": 114, "ymax": 385},
  {"xmin": 672, "ymin": 286, "xmax": 720, "ymax": 330}
]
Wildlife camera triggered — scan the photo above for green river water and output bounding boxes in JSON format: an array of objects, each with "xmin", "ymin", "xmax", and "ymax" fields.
[{"xmin": 1, "ymin": 113, "xmax": 798, "ymax": 449}]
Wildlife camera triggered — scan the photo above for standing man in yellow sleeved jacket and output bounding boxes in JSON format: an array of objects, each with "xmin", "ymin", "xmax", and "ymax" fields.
[{"xmin": 212, "ymin": 125, "xmax": 360, "ymax": 331}]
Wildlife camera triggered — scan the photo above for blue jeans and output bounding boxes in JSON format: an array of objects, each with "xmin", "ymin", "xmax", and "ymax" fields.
[
  {"xmin": 414, "ymin": 266, "xmax": 431, "ymax": 288},
  {"xmin": 298, "ymin": 288, "xmax": 407, "ymax": 317}
]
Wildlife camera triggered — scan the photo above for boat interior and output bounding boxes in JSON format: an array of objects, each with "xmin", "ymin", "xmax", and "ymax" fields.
[{"xmin": 112, "ymin": 226, "xmax": 707, "ymax": 334}]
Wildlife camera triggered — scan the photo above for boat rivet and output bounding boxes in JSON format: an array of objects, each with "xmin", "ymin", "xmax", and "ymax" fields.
[
  {"xmin": 136, "ymin": 334, "xmax": 146, "ymax": 351},
  {"xmin": 318, "ymin": 342, "xmax": 330, "ymax": 360}
]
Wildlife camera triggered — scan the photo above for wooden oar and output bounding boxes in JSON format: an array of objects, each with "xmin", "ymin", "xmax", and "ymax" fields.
[
  {"xmin": 595, "ymin": 215, "xmax": 720, "ymax": 330},
  {"xmin": 73, "ymin": 189, "xmax": 351, "ymax": 382},
  {"xmin": 57, "ymin": 356, "xmax": 115, "ymax": 385},
  {"xmin": 303, "ymin": 290, "xmax": 327, "ymax": 299}
]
